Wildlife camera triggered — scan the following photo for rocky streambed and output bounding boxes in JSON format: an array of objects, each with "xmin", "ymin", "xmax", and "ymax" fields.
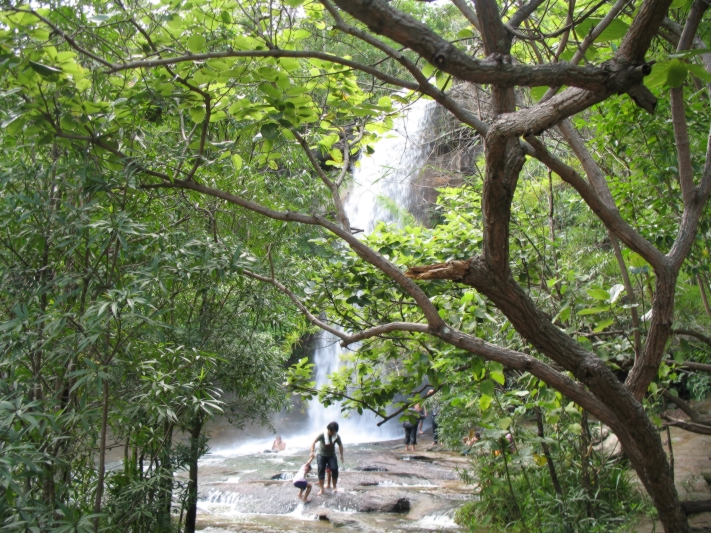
[{"xmin": 191, "ymin": 434, "xmax": 480, "ymax": 533}]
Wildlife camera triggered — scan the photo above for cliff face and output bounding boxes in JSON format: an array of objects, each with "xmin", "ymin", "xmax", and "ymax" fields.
[{"xmin": 407, "ymin": 83, "xmax": 489, "ymax": 227}]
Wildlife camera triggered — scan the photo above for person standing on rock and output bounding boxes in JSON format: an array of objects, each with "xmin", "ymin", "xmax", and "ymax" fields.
[{"xmin": 309, "ymin": 421, "xmax": 344, "ymax": 495}]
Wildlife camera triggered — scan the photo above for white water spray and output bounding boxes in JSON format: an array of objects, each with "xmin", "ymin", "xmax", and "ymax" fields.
[{"xmin": 304, "ymin": 100, "xmax": 436, "ymax": 443}]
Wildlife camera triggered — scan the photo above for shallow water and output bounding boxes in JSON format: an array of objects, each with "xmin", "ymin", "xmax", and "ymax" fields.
[{"xmin": 191, "ymin": 435, "xmax": 481, "ymax": 532}]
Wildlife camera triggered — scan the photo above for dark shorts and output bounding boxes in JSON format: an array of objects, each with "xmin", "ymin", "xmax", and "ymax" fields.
[
  {"xmin": 404, "ymin": 425, "xmax": 417, "ymax": 445},
  {"xmin": 293, "ymin": 480, "xmax": 308, "ymax": 490},
  {"xmin": 317, "ymin": 455, "xmax": 338, "ymax": 481}
]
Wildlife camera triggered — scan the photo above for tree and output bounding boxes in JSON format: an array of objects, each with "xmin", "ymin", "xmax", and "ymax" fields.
[
  {"xmin": 0, "ymin": 0, "xmax": 710, "ymax": 530},
  {"xmin": 0, "ymin": 130, "xmax": 297, "ymax": 530}
]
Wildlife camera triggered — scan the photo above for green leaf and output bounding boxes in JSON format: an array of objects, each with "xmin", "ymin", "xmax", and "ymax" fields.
[
  {"xmin": 221, "ymin": 11, "xmax": 232, "ymax": 24},
  {"xmin": 670, "ymin": 48, "xmax": 711, "ymax": 59},
  {"xmin": 596, "ymin": 19, "xmax": 629, "ymax": 41},
  {"xmin": 587, "ymin": 288, "xmax": 610, "ymax": 301},
  {"xmin": 480, "ymin": 379, "xmax": 495, "ymax": 397},
  {"xmin": 258, "ymin": 82, "xmax": 281, "ymax": 100},
  {"xmin": 28, "ymin": 61, "xmax": 62, "ymax": 78},
  {"xmin": 666, "ymin": 59, "xmax": 688, "ymax": 88},
  {"xmin": 479, "ymin": 394, "xmax": 492, "ymax": 411},
  {"xmin": 593, "ymin": 317, "xmax": 614, "ymax": 332},
  {"xmin": 490, "ymin": 371, "xmax": 505, "ymax": 386},
  {"xmin": 567, "ymin": 423, "xmax": 582, "ymax": 434},
  {"xmin": 577, "ymin": 305, "xmax": 609, "ymax": 316},
  {"xmin": 187, "ymin": 35, "xmax": 206, "ymax": 54},
  {"xmin": 644, "ymin": 61, "xmax": 670, "ymax": 88},
  {"xmin": 687, "ymin": 63, "xmax": 711, "ymax": 83},
  {"xmin": 284, "ymin": 0, "xmax": 306, "ymax": 6},
  {"xmin": 497, "ymin": 417, "xmax": 512, "ymax": 430},
  {"xmin": 231, "ymin": 154, "xmax": 243, "ymax": 170},
  {"xmin": 260, "ymin": 122, "xmax": 279, "ymax": 140},
  {"xmin": 457, "ymin": 27, "xmax": 475, "ymax": 38},
  {"xmin": 188, "ymin": 107, "xmax": 205, "ymax": 123}
]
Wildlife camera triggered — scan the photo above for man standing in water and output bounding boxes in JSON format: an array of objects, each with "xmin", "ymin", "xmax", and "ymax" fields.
[{"xmin": 309, "ymin": 421, "xmax": 344, "ymax": 495}]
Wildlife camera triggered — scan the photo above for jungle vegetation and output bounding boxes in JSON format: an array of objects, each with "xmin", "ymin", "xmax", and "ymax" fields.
[{"xmin": 0, "ymin": 0, "xmax": 711, "ymax": 531}]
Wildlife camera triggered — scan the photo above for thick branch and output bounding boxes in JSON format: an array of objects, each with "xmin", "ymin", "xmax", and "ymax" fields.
[
  {"xmin": 320, "ymin": 0, "xmax": 488, "ymax": 133},
  {"xmin": 663, "ymin": 415, "xmax": 711, "ymax": 435},
  {"xmin": 331, "ymin": 0, "xmax": 653, "ymax": 93},
  {"xmin": 661, "ymin": 389, "xmax": 703, "ymax": 422},
  {"xmin": 616, "ymin": 0, "xmax": 675, "ymax": 64},
  {"xmin": 474, "ymin": 0, "xmax": 511, "ymax": 54},
  {"xmin": 110, "ymin": 50, "xmax": 420, "ymax": 91},
  {"xmin": 681, "ymin": 500, "xmax": 711, "ymax": 515},
  {"xmin": 451, "ymin": 0, "xmax": 480, "ymax": 30},
  {"xmin": 340, "ymin": 322, "xmax": 429, "ymax": 346}
]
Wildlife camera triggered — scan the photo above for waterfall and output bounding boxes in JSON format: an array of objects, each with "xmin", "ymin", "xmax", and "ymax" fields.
[
  {"xmin": 304, "ymin": 100, "xmax": 436, "ymax": 443},
  {"xmin": 205, "ymin": 100, "xmax": 436, "ymax": 456}
]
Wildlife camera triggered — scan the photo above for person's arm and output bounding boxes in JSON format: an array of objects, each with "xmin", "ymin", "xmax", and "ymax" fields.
[
  {"xmin": 272, "ymin": 440, "xmax": 277, "ymax": 450},
  {"xmin": 337, "ymin": 439, "xmax": 344, "ymax": 462},
  {"xmin": 309, "ymin": 436, "xmax": 319, "ymax": 460}
]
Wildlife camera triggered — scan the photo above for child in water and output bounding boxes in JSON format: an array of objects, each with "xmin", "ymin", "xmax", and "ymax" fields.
[{"xmin": 293, "ymin": 461, "xmax": 313, "ymax": 503}]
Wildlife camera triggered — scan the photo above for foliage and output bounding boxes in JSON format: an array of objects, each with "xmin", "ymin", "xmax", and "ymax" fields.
[
  {"xmin": 0, "ymin": 0, "xmax": 710, "ymax": 531},
  {"xmin": 0, "ymin": 141, "xmax": 298, "ymax": 530}
]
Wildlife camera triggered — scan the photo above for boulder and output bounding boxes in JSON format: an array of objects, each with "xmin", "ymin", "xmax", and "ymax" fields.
[{"xmin": 357, "ymin": 497, "xmax": 410, "ymax": 513}]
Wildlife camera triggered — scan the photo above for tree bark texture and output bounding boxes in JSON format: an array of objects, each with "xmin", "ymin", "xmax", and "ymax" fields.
[{"xmin": 184, "ymin": 417, "xmax": 204, "ymax": 533}]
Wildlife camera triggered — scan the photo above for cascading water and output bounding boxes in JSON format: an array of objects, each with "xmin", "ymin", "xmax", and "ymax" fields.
[
  {"xmin": 205, "ymin": 99, "xmax": 437, "ymax": 456},
  {"xmin": 303, "ymin": 99, "xmax": 436, "ymax": 443}
]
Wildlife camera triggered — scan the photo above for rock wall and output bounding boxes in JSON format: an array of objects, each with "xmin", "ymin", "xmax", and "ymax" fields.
[{"xmin": 407, "ymin": 82, "xmax": 490, "ymax": 226}]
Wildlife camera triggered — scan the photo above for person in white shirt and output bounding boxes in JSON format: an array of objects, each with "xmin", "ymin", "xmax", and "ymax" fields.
[{"xmin": 293, "ymin": 461, "xmax": 313, "ymax": 503}]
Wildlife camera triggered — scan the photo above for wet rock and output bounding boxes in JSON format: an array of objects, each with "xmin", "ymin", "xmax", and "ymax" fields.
[
  {"xmin": 400, "ymin": 455, "xmax": 433, "ymax": 462},
  {"xmin": 357, "ymin": 496, "xmax": 410, "ymax": 513},
  {"xmin": 318, "ymin": 513, "xmax": 330, "ymax": 521},
  {"xmin": 332, "ymin": 519, "xmax": 361, "ymax": 529},
  {"xmin": 269, "ymin": 472, "xmax": 293, "ymax": 480},
  {"xmin": 355, "ymin": 465, "xmax": 389, "ymax": 472}
]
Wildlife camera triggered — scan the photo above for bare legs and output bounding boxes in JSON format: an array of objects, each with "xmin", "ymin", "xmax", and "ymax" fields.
[{"xmin": 298, "ymin": 483, "xmax": 312, "ymax": 503}]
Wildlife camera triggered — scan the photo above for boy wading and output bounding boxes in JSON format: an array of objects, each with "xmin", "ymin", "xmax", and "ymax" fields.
[{"xmin": 309, "ymin": 421, "xmax": 344, "ymax": 495}]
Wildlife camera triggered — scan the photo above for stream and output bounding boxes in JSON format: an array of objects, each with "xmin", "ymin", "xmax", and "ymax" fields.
[{"xmin": 190, "ymin": 432, "xmax": 476, "ymax": 532}]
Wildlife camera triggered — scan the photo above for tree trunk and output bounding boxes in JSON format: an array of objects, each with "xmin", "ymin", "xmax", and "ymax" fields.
[
  {"xmin": 93, "ymin": 380, "xmax": 109, "ymax": 533},
  {"xmin": 157, "ymin": 421, "xmax": 174, "ymax": 532},
  {"xmin": 535, "ymin": 407, "xmax": 563, "ymax": 496},
  {"xmin": 697, "ymin": 274, "xmax": 711, "ymax": 318},
  {"xmin": 184, "ymin": 416, "xmax": 204, "ymax": 533}
]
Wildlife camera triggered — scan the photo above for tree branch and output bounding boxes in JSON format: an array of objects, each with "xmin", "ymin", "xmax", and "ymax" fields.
[
  {"xmin": 524, "ymin": 134, "xmax": 667, "ymax": 269},
  {"xmin": 663, "ymin": 415, "xmax": 711, "ymax": 435},
  {"xmin": 331, "ymin": 0, "xmax": 652, "ymax": 93},
  {"xmin": 670, "ymin": 87, "xmax": 695, "ymax": 207},
  {"xmin": 451, "ymin": 0, "xmax": 480, "ymax": 31},
  {"xmin": 240, "ymin": 268, "xmax": 347, "ymax": 340},
  {"xmin": 673, "ymin": 328, "xmax": 711, "ymax": 349}
]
